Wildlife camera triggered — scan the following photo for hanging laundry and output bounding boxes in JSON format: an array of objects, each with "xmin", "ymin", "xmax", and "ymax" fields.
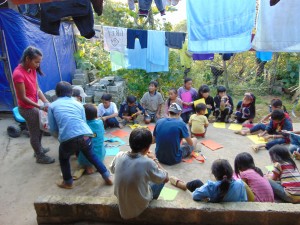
[
  {"xmin": 40, "ymin": 0, "xmax": 95, "ymax": 39},
  {"xmin": 221, "ymin": 53, "xmax": 233, "ymax": 61},
  {"xmin": 138, "ymin": 0, "xmax": 165, "ymax": 16},
  {"xmin": 270, "ymin": 0, "xmax": 280, "ymax": 6},
  {"xmin": 127, "ymin": 0, "xmax": 136, "ymax": 10},
  {"xmin": 127, "ymin": 28, "xmax": 148, "ymax": 49},
  {"xmin": 186, "ymin": 0, "xmax": 256, "ymax": 53},
  {"xmin": 252, "ymin": 0, "xmax": 300, "ymax": 52},
  {"xmin": 110, "ymin": 51, "xmax": 128, "ymax": 71},
  {"xmin": 127, "ymin": 39, "xmax": 147, "ymax": 70},
  {"xmin": 256, "ymin": 52, "xmax": 273, "ymax": 62},
  {"xmin": 103, "ymin": 26, "xmax": 127, "ymax": 53},
  {"xmin": 146, "ymin": 30, "xmax": 169, "ymax": 72},
  {"xmin": 179, "ymin": 41, "xmax": 192, "ymax": 68},
  {"xmin": 163, "ymin": 0, "xmax": 180, "ymax": 7},
  {"xmin": 192, "ymin": 54, "xmax": 214, "ymax": 61},
  {"xmin": 90, "ymin": 0, "xmax": 103, "ymax": 16},
  {"xmin": 165, "ymin": 31, "xmax": 186, "ymax": 49}
]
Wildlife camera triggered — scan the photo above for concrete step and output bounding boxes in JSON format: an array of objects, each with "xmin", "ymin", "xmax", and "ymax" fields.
[{"xmin": 35, "ymin": 195, "xmax": 300, "ymax": 225}]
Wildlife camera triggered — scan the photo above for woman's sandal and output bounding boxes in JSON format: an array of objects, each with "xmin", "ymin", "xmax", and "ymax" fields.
[{"xmin": 169, "ymin": 176, "xmax": 187, "ymax": 191}]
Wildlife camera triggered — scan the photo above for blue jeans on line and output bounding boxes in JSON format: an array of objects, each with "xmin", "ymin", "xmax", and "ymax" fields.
[
  {"xmin": 139, "ymin": 0, "xmax": 164, "ymax": 12},
  {"xmin": 59, "ymin": 136, "xmax": 110, "ymax": 184},
  {"xmin": 150, "ymin": 182, "xmax": 165, "ymax": 199},
  {"xmin": 268, "ymin": 179, "xmax": 293, "ymax": 203}
]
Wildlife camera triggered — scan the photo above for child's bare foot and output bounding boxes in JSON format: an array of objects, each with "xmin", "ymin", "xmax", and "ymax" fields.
[
  {"xmin": 118, "ymin": 123, "xmax": 124, "ymax": 129},
  {"xmin": 104, "ymin": 177, "xmax": 113, "ymax": 185},
  {"xmin": 234, "ymin": 130, "xmax": 247, "ymax": 136},
  {"xmin": 86, "ymin": 167, "xmax": 95, "ymax": 175}
]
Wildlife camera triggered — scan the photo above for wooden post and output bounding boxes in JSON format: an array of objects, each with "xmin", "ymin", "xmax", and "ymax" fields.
[{"xmin": 223, "ymin": 60, "xmax": 229, "ymax": 90}]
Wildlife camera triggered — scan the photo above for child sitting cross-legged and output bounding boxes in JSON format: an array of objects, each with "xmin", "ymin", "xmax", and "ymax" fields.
[
  {"xmin": 266, "ymin": 145, "xmax": 300, "ymax": 203},
  {"xmin": 214, "ymin": 86, "xmax": 234, "ymax": 123},
  {"xmin": 118, "ymin": 95, "xmax": 145, "ymax": 126},
  {"xmin": 250, "ymin": 109, "xmax": 293, "ymax": 153},
  {"xmin": 110, "ymin": 128, "xmax": 169, "ymax": 219},
  {"xmin": 235, "ymin": 93, "xmax": 256, "ymax": 125},
  {"xmin": 169, "ymin": 159, "xmax": 247, "ymax": 202},
  {"xmin": 234, "ymin": 152, "xmax": 274, "ymax": 202},
  {"xmin": 188, "ymin": 103, "xmax": 209, "ymax": 138},
  {"xmin": 164, "ymin": 88, "xmax": 183, "ymax": 117}
]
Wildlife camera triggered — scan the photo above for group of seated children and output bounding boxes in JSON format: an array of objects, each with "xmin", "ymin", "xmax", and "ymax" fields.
[
  {"xmin": 111, "ymin": 127, "xmax": 300, "ymax": 220},
  {"xmin": 83, "ymin": 78, "xmax": 254, "ymax": 139}
]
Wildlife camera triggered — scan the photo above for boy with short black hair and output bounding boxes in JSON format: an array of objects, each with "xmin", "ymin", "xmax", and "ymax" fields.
[
  {"xmin": 110, "ymin": 128, "xmax": 168, "ymax": 219},
  {"xmin": 97, "ymin": 94, "xmax": 122, "ymax": 128},
  {"xmin": 118, "ymin": 95, "xmax": 145, "ymax": 125},
  {"xmin": 214, "ymin": 86, "xmax": 234, "ymax": 123},
  {"xmin": 189, "ymin": 103, "xmax": 209, "ymax": 138},
  {"xmin": 251, "ymin": 109, "xmax": 293, "ymax": 152},
  {"xmin": 140, "ymin": 80, "xmax": 164, "ymax": 124}
]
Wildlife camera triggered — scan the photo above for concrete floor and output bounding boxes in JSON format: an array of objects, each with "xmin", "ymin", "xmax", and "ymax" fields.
[{"xmin": 0, "ymin": 113, "xmax": 300, "ymax": 225}]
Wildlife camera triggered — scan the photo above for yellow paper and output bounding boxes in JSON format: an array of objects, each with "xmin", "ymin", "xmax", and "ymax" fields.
[
  {"xmin": 247, "ymin": 135, "xmax": 267, "ymax": 144},
  {"xmin": 129, "ymin": 124, "xmax": 148, "ymax": 130},
  {"xmin": 228, "ymin": 124, "xmax": 243, "ymax": 131},
  {"xmin": 193, "ymin": 98, "xmax": 208, "ymax": 114},
  {"xmin": 213, "ymin": 122, "xmax": 226, "ymax": 129}
]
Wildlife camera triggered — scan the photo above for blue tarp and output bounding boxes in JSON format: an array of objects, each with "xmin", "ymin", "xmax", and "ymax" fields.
[{"xmin": 0, "ymin": 9, "xmax": 76, "ymax": 111}]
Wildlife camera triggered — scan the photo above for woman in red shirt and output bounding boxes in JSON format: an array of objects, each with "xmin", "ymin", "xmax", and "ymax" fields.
[{"xmin": 13, "ymin": 46, "xmax": 55, "ymax": 164}]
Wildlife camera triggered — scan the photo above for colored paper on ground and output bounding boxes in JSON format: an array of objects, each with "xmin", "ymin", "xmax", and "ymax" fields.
[
  {"xmin": 106, "ymin": 147, "xmax": 120, "ymax": 156},
  {"xmin": 148, "ymin": 124, "xmax": 155, "ymax": 132},
  {"xmin": 247, "ymin": 135, "xmax": 267, "ymax": 144},
  {"xmin": 104, "ymin": 137, "xmax": 126, "ymax": 146},
  {"xmin": 228, "ymin": 124, "xmax": 243, "ymax": 131},
  {"xmin": 213, "ymin": 122, "xmax": 226, "ymax": 129},
  {"xmin": 110, "ymin": 129, "xmax": 129, "ymax": 138},
  {"xmin": 129, "ymin": 124, "xmax": 148, "ymax": 130},
  {"xmin": 159, "ymin": 187, "xmax": 178, "ymax": 201},
  {"xmin": 193, "ymin": 98, "xmax": 208, "ymax": 114},
  {"xmin": 265, "ymin": 165, "xmax": 274, "ymax": 172},
  {"xmin": 182, "ymin": 157, "xmax": 194, "ymax": 163},
  {"xmin": 201, "ymin": 139, "xmax": 223, "ymax": 151}
]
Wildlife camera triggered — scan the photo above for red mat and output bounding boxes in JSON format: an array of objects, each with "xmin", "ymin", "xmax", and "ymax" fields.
[
  {"xmin": 110, "ymin": 129, "xmax": 129, "ymax": 138},
  {"xmin": 201, "ymin": 139, "xmax": 223, "ymax": 151},
  {"xmin": 148, "ymin": 125, "xmax": 155, "ymax": 132}
]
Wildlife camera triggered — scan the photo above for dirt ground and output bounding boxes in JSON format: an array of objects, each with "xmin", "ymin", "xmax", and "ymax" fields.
[{"xmin": 1, "ymin": 111, "xmax": 300, "ymax": 225}]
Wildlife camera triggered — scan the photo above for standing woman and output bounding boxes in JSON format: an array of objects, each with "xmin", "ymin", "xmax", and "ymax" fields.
[{"xmin": 12, "ymin": 46, "xmax": 55, "ymax": 164}]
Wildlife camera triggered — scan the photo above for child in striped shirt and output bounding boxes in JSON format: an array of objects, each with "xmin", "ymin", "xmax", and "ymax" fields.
[{"xmin": 267, "ymin": 145, "xmax": 300, "ymax": 203}]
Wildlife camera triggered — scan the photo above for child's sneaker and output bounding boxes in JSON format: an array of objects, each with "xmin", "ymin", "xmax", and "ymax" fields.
[
  {"xmin": 160, "ymin": 9, "xmax": 166, "ymax": 16},
  {"xmin": 138, "ymin": 9, "xmax": 148, "ymax": 17}
]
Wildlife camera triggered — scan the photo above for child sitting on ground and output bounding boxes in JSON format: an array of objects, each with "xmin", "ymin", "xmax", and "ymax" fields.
[
  {"xmin": 214, "ymin": 86, "xmax": 234, "ymax": 123},
  {"xmin": 281, "ymin": 130, "xmax": 300, "ymax": 160},
  {"xmin": 97, "ymin": 94, "xmax": 123, "ymax": 129},
  {"xmin": 110, "ymin": 128, "xmax": 169, "ymax": 219},
  {"xmin": 251, "ymin": 109, "xmax": 293, "ymax": 153},
  {"xmin": 235, "ymin": 93, "xmax": 256, "ymax": 124},
  {"xmin": 266, "ymin": 145, "xmax": 300, "ymax": 203},
  {"xmin": 177, "ymin": 77, "xmax": 198, "ymax": 123},
  {"xmin": 164, "ymin": 88, "xmax": 183, "ymax": 117},
  {"xmin": 140, "ymin": 80, "xmax": 164, "ymax": 124},
  {"xmin": 235, "ymin": 98, "xmax": 288, "ymax": 136},
  {"xmin": 169, "ymin": 159, "xmax": 247, "ymax": 202},
  {"xmin": 196, "ymin": 84, "xmax": 215, "ymax": 118},
  {"xmin": 188, "ymin": 103, "xmax": 209, "ymax": 138},
  {"xmin": 118, "ymin": 95, "xmax": 145, "ymax": 125},
  {"xmin": 234, "ymin": 152, "xmax": 274, "ymax": 202},
  {"xmin": 77, "ymin": 104, "xmax": 106, "ymax": 174}
]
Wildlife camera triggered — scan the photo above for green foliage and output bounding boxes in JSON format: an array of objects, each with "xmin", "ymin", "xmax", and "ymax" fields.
[{"xmin": 277, "ymin": 53, "xmax": 300, "ymax": 88}]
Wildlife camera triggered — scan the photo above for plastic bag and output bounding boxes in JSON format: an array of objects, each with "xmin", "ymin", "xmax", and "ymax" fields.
[{"xmin": 38, "ymin": 100, "xmax": 49, "ymax": 133}]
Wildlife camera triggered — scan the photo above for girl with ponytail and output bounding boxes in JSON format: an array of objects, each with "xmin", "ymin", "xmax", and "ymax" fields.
[
  {"xmin": 169, "ymin": 159, "xmax": 247, "ymax": 202},
  {"xmin": 234, "ymin": 152, "xmax": 274, "ymax": 202}
]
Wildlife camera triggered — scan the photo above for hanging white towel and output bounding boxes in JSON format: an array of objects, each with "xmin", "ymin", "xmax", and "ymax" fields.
[
  {"xmin": 186, "ymin": 0, "xmax": 256, "ymax": 53},
  {"xmin": 103, "ymin": 26, "xmax": 127, "ymax": 53},
  {"xmin": 252, "ymin": 0, "xmax": 300, "ymax": 52}
]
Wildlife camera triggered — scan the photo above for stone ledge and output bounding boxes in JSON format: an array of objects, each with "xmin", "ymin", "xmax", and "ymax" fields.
[{"xmin": 34, "ymin": 195, "xmax": 300, "ymax": 225}]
